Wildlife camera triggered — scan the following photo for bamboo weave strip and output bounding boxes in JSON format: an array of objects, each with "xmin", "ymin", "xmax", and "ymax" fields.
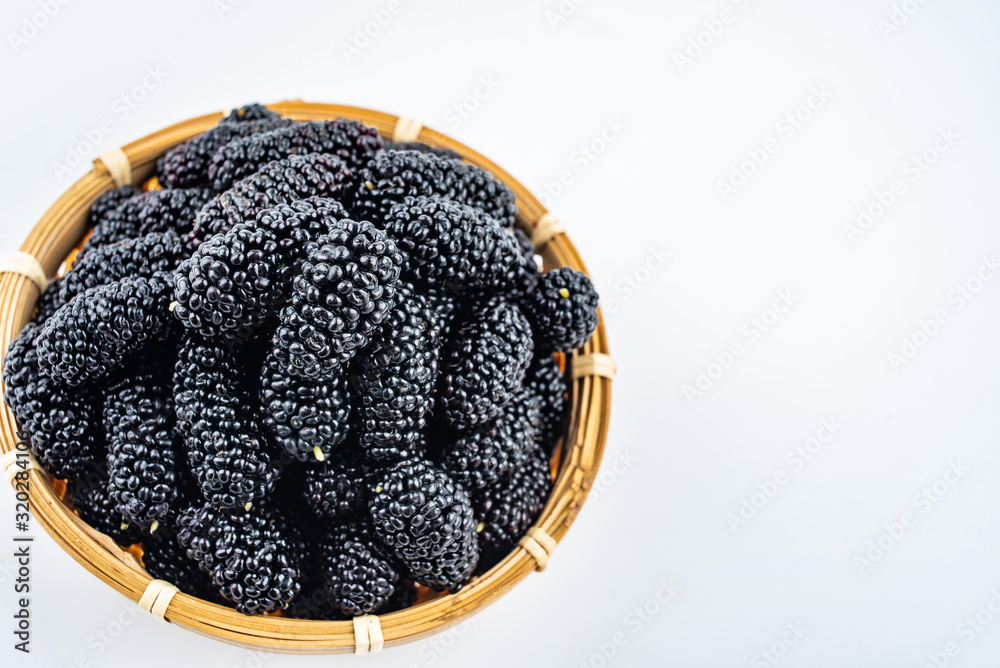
[
  {"xmin": 531, "ymin": 212, "xmax": 566, "ymax": 248},
  {"xmin": 352, "ymin": 615, "xmax": 384, "ymax": 654},
  {"xmin": 1, "ymin": 252, "xmax": 48, "ymax": 292},
  {"xmin": 2, "ymin": 450, "xmax": 41, "ymax": 486},
  {"xmin": 519, "ymin": 527, "xmax": 558, "ymax": 571},
  {"xmin": 392, "ymin": 116, "xmax": 424, "ymax": 143},
  {"xmin": 95, "ymin": 147, "xmax": 132, "ymax": 187},
  {"xmin": 139, "ymin": 580, "xmax": 180, "ymax": 621},
  {"xmin": 572, "ymin": 353, "xmax": 617, "ymax": 379}
]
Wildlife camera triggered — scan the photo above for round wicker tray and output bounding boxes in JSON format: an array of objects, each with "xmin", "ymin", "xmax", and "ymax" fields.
[{"xmin": 0, "ymin": 100, "xmax": 614, "ymax": 654}]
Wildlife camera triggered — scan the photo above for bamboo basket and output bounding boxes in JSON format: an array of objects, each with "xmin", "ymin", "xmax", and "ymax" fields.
[{"xmin": 0, "ymin": 101, "xmax": 614, "ymax": 654}]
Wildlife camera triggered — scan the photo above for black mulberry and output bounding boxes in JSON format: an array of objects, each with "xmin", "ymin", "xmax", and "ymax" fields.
[
  {"xmin": 522, "ymin": 267, "xmax": 599, "ymax": 353},
  {"xmin": 350, "ymin": 150, "xmax": 450, "ymax": 222},
  {"xmin": 391, "ymin": 141, "xmax": 462, "ymax": 160},
  {"xmin": 441, "ymin": 388, "xmax": 542, "ymax": 490},
  {"xmin": 172, "ymin": 222, "xmax": 290, "ymax": 342},
  {"xmin": 353, "ymin": 149, "xmax": 517, "ymax": 227},
  {"xmin": 58, "ymin": 232, "xmax": 186, "ymax": 310},
  {"xmin": 255, "ymin": 197, "xmax": 352, "ymax": 266},
  {"xmin": 260, "ymin": 346, "xmax": 350, "ymax": 462},
  {"xmin": 439, "ymin": 296, "xmax": 534, "ymax": 429},
  {"xmin": 177, "ymin": 198, "xmax": 352, "ymax": 343},
  {"xmin": 142, "ymin": 527, "xmax": 225, "ymax": 602},
  {"xmin": 173, "ymin": 336, "xmax": 277, "ymax": 509},
  {"xmin": 67, "ymin": 477, "xmax": 142, "ymax": 546},
  {"xmin": 353, "ymin": 284, "xmax": 441, "ymax": 462},
  {"xmin": 36, "ymin": 274, "xmax": 174, "ymax": 386},
  {"xmin": 303, "ymin": 447, "xmax": 368, "ymax": 521},
  {"xmin": 222, "ymin": 103, "xmax": 281, "ymax": 124},
  {"xmin": 80, "ymin": 189, "xmax": 213, "ymax": 258},
  {"xmin": 506, "ymin": 227, "xmax": 541, "ymax": 298},
  {"xmin": 525, "ymin": 354, "xmax": 567, "ymax": 454},
  {"xmin": 384, "ymin": 195, "xmax": 526, "ymax": 298},
  {"xmin": 3, "ymin": 324, "xmax": 101, "ymax": 480},
  {"xmin": 190, "ymin": 154, "xmax": 352, "ymax": 245},
  {"xmin": 424, "ymin": 285, "xmax": 461, "ymax": 338},
  {"xmin": 104, "ymin": 368, "xmax": 179, "ymax": 530},
  {"xmin": 273, "ymin": 219, "xmax": 402, "ymax": 379},
  {"xmin": 369, "ymin": 458, "xmax": 479, "ymax": 591},
  {"xmin": 208, "ymin": 119, "xmax": 383, "ymax": 191},
  {"xmin": 473, "ymin": 444, "xmax": 553, "ymax": 571},
  {"xmin": 319, "ymin": 518, "xmax": 400, "ymax": 616},
  {"xmin": 283, "ymin": 585, "xmax": 343, "ymax": 620},
  {"xmin": 88, "ymin": 186, "xmax": 141, "ymax": 229},
  {"xmin": 33, "ymin": 280, "xmax": 63, "ymax": 324},
  {"xmin": 177, "ymin": 504, "xmax": 302, "ymax": 615},
  {"xmin": 172, "ymin": 335, "xmax": 229, "ymax": 425},
  {"xmin": 382, "ymin": 579, "xmax": 419, "ymax": 613},
  {"xmin": 451, "ymin": 157, "xmax": 518, "ymax": 228},
  {"xmin": 157, "ymin": 117, "xmax": 291, "ymax": 189}
]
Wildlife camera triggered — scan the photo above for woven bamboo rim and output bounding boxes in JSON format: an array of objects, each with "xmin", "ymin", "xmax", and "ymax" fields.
[{"xmin": 0, "ymin": 100, "xmax": 613, "ymax": 654}]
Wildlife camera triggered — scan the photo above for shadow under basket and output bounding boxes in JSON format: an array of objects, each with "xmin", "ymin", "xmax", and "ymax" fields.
[{"xmin": 0, "ymin": 101, "xmax": 614, "ymax": 654}]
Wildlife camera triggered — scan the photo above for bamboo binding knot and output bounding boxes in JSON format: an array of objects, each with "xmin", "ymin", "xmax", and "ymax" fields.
[
  {"xmin": 95, "ymin": 147, "xmax": 132, "ymax": 187},
  {"xmin": 2, "ymin": 450, "xmax": 41, "ymax": 486},
  {"xmin": 531, "ymin": 212, "xmax": 566, "ymax": 249},
  {"xmin": 571, "ymin": 353, "xmax": 617, "ymax": 380},
  {"xmin": 392, "ymin": 116, "xmax": 424, "ymax": 143},
  {"xmin": 353, "ymin": 614, "xmax": 384, "ymax": 654},
  {"xmin": 1, "ymin": 252, "xmax": 49, "ymax": 294},
  {"xmin": 519, "ymin": 526, "xmax": 557, "ymax": 572},
  {"xmin": 139, "ymin": 579, "xmax": 179, "ymax": 622}
]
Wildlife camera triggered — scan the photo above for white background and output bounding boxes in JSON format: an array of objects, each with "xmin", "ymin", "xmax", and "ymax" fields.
[{"xmin": 2, "ymin": 1, "xmax": 1000, "ymax": 666}]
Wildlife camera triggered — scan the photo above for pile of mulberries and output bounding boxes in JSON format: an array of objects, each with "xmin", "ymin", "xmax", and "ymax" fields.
[
  {"xmin": 1, "ymin": 105, "xmax": 600, "ymax": 618},
  {"xmin": 78, "ymin": 188, "xmax": 214, "ymax": 258}
]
